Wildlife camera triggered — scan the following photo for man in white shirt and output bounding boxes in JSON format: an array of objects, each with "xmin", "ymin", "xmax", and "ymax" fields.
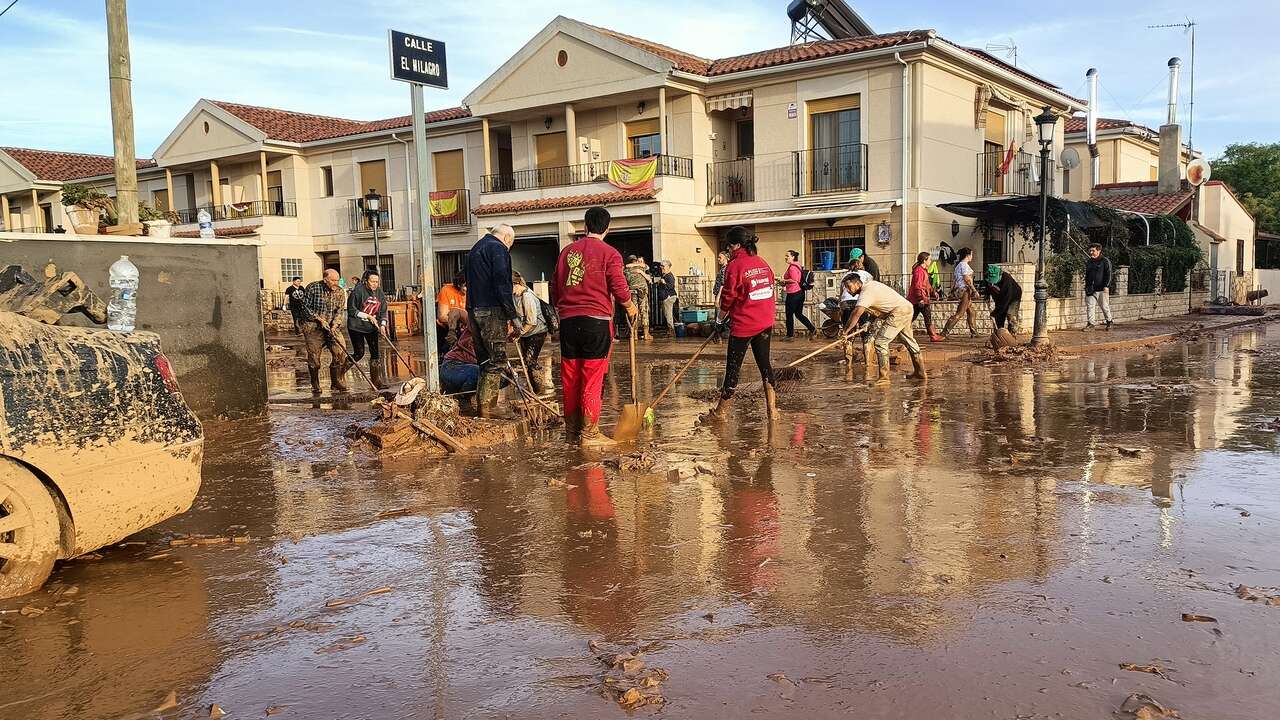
[{"xmin": 842, "ymin": 272, "xmax": 927, "ymax": 385}]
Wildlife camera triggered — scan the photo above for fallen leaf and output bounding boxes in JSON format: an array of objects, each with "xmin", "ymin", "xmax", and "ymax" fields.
[
  {"xmin": 1119, "ymin": 662, "xmax": 1172, "ymax": 680},
  {"xmin": 265, "ymin": 705, "xmax": 287, "ymax": 716},
  {"xmin": 324, "ymin": 586, "xmax": 393, "ymax": 609},
  {"xmin": 316, "ymin": 634, "xmax": 367, "ymax": 654},
  {"xmin": 617, "ymin": 688, "xmax": 644, "ymax": 709},
  {"xmin": 1180, "ymin": 613, "xmax": 1217, "ymax": 623},
  {"xmin": 209, "ymin": 703, "xmax": 227, "ymax": 718},
  {"xmin": 375, "ymin": 508, "xmax": 411, "ymax": 519},
  {"xmin": 156, "ymin": 691, "xmax": 178, "ymax": 712}
]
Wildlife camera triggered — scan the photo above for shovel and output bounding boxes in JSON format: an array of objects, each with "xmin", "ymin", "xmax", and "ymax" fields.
[{"xmin": 612, "ymin": 316, "xmax": 644, "ymax": 441}]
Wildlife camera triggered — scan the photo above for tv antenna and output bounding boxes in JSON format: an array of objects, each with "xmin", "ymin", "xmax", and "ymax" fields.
[
  {"xmin": 984, "ymin": 38, "xmax": 1018, "ymax": 67},
  {"xmin": 1149, "ymin": 19, "xmax": 1196, "ymax": 150}
]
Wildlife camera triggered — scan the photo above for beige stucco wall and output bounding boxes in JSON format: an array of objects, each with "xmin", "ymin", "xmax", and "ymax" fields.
[
  {"xmin": 156, "ymin": 108, "xmax": 261, "ymax": 166},
  {"xmin": 475, "ymin": 32, "xmax": 661, "ymax": 112},
  {"xmin": 1201, "ymin": 183, "xmax": 1256, "ymax": 274}
]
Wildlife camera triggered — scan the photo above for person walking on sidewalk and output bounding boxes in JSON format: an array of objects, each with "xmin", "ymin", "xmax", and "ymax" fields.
[
  {"xmin": 942, "ymin": 247, "xmax": 979, "ymax": 338},
  {"xmin": 624, "ymin": 255, "xmax": 652, "ymax": 340},
  {"xmin": 465, "ymin": 224, "xmax": 518, "ymax": 417},
  {"xmin": 656, "ymin": 260, "xmax": 678, "ymax": 335},
  {"xmin": 285, "ymin": 277, "xmax": 306, "ymax": 334},
  {"xmin": 907, "ymin": 252, "xmax": 943, "ymax": 342},
  {"xmin": 842, "ymin": 272, "xmax": 927, "ymax": 385},
  {"xmin": 346, "ymin": 271, "xmax": 389, "ymax": 387},
  {"xmin": 552, "ymin": 206, "xmax": 636, "ymax": 447},
  {"xmin": 707, "ymin": 226, "xmax": 778, "ymax": 421},
  {"xmin": 780, "ymin": 250, "xmax": 817, "ymax": 341},
  {"xmin": 984, "ymin": 265, "xmax": 1023, "ymax": 336},
  {"xmin": 300, "ymin": 268, "xmax": 352, "ymax": 394},
  {"xmin": 512, "ymin": 271, "xmax": 551, "ymax": 396},
  {"xmin": 1084, "ymin": 243, "xmax": 1114, "ymax": 331}
]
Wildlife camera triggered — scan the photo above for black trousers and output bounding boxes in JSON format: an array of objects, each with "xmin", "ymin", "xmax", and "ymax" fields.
[
  {"xmin": 519, "ymin": 332, "xmax": 546, "ymax": 366},
  {"xmin": 469, "ymin": 308, "xmax": 511, "ymax": 378},
  {"xmin": 722, "ymin": 329, "xmax": 774, "ymax": 400},
  {"xmin": 348, "ymin": 328, "xmax": 380, "ymax": 362},
  {"xmin": 911, "ymin": 302, "xmax": 934, "ymax": 330},
  {"xmin": 559, "ymin": 316, "xmax": 612, "ymax": 360},
  {"xmin": 784, "ymin": 291, "xmax": 815, "ymax": 336}
]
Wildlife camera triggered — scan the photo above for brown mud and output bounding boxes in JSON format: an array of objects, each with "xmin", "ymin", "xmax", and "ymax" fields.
[{"xmin": 2, "ymin": 327, "xmax": 1279, "ymax": 719}]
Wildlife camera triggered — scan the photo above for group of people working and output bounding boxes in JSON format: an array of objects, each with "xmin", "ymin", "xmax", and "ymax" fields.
[{"xmin": 286, "ymin": 269, "xmax": 390, "ymax": 393}]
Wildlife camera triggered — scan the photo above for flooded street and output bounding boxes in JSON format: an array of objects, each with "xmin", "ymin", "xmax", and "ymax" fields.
[{"xmin": 4, "ymin": 327, "xmax": 1279, "ymax": 719}]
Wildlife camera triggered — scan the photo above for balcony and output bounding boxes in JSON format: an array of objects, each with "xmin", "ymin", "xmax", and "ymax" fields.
[
  {"xmin": 173, "ymin": 200, "xmax": 297, "ymax": 224},
  {"xmin": 481, "ymin": 154, "xmax": 693, "ymax": 193},
  {"xmin": 793, "ymin": 143, "xmax": 867, "ymax": 197},
  {"xmin": 429, "ymin": 188, "xmax": 472, "ymax": 231},
  {"xmin": 977, "ymin": 150, "xmax": 1038, "ymax": 197},
  {"xmin": 708, "ymin": 158, "xmax": 754, "ymax": 205},
  {"xmin": 347, "ymin": 196, "xmax": 394, "ymax": 233}
]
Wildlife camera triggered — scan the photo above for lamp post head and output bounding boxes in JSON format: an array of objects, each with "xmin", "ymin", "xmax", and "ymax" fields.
[
  {"xmin": 1035, "ymin": 107, "xmax": 1057, "ymax": 148},
  {"xmin": 364, "ymin": 189, "xmax": 381, "ymax": 213}
]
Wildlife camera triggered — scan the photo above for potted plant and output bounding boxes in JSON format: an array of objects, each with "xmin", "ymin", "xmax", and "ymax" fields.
[
  {"xmin": 59, "ymin": 183, "xmax": 111, "ymax": 234},
  {"xmin": 139, "ymin": 203, "xmax": 173, "ymax": 238}
]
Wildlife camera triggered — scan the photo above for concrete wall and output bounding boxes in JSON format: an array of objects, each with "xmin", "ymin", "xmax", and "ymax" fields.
[
  {"xmin": 0, "ymin": 232, "xmax": 267, "ymax": 418},
  {"xmin": 1257, "ymin": 269, "xmax": 1280, "ymax": 304}
]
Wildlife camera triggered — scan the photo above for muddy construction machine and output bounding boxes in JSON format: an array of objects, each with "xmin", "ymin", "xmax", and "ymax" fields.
[{"xmin": 0, "ymin": 265, "xmax": 203, "ymax": 599}]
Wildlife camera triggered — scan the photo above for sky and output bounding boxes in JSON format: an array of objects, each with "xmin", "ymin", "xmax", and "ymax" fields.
[{"xmin": 0, "ymin": 0, "xmax": 1274, "ymax": 160}]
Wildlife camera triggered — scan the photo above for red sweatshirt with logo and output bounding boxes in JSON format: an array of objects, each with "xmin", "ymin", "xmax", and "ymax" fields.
[
  {"xmin": 551, "ymin": 235, "xmax": 632, "ymax": 320},
  {"xmin": 719, "ymin": 248, "xmax": 777, "ymax": 337}
]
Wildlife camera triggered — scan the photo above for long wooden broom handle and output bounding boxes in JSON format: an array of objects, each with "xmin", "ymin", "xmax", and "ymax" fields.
[
  {"xmin": 645, "ymin": 332, "xmax": 716, "ymax": 412},
  {"xmin": 783, "ymin": 326, "xmax": 866, "ymax": 368}
]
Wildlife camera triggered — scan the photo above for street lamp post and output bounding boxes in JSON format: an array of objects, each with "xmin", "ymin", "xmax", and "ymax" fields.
[
  {"xmin": 365, "ymin": 189, "xmax": 382, "ymax": 279},
  {"xmin": 1031, "ymin": 107, "xmax": 1057, "ymax": 348}
]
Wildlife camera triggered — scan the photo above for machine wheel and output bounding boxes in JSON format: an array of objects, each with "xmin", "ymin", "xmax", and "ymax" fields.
[
  {"xmin": 821, "ymin": 320, "xmax": 842, "ymax": 339},
  {"xmin": 0, "ymin": 458, "xmax": 61, "ymax": 599}
]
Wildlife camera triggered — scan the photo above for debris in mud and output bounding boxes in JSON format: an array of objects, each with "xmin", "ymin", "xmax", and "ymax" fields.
[
  {"xmin": 1180, "ymin": 613, "xmax": 1217, "ymax": 623},
  {"xmin": 209, "ymin": 704, "xmax": 227, "ymax": 719},
  {"xmin": 1251, "ymin": 417, "xmax": 1280, "ymax": 432},
  {"xmin": 374, "ymin": 508, "xmax": 412, "ymax": 520},
  {"xmin": 1116, "ymin": 692, "xmax": 1180, "ymax": 719},
  {"xmin": 265, "ymin": 705, "xmax": 287, "ymax": 716},
  {"xmin": 1119, "ymin": 662, "xmax": 1172, "ymax": 680},
  {"xmin": 1117, "ymin": 447, "xmax": 1143, "ymax": 458},
  {"xmin": 316, "ymin": 634, "xmax": 368, "ymax": 654},
  {"xmin": 591, "ymin": 640, "xmax": 670, "ymax": 709},
  {"xmin": 971, "ymin": 343, "xmax": 1058, "ymax": 366},
  {"xmin": 1211, "ymin": 503, "xmax": 1252, "ymax": 516},
  {"xmin": 605, "ymin": 451, "xmax": 663, "ymax": 472},
  {"xmin": 324, "ymin": 586, "xmax": 393, "ymax": 609},
  {"xmin": 169, "ymin": 535, "xmax": 251, "ymax": 547},
  {"xmin": 1233, "ymin": 584, "xmax": 1280, "ymax": 605},
  {"xmin": 239, "ymin": 619, "xmax": 337, "ymax": 641},
  {"xmin": 19, "ymin": 605, "xmax": 46, "ymax": 617}
]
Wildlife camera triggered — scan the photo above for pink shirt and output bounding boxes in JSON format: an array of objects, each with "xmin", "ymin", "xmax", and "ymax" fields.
[{"xmin": 783, "ymin": 261, "xmax": 803, "ymax": 294}]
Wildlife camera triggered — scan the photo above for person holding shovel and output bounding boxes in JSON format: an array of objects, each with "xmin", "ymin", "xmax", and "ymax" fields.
[
  {"xmin": 706, "ymin": 226, "xmax": 778, "ymax": 421},
  {"xmin": 346, "ymin": 270, "xmax": 389, "ymax": 388},
  {"xmin": 552, "ymin": 206, "xmax": 636, "ymax": 447},
  {"xmin": 841, "ymin": 272, "xmax": 927, "ymax": 385},
  {"xmin": 512, "ymin": 271, "xmax": 550, "ymax": 396},
  {"xmin": 300, "ymin": 268, "xmax": 353, "ymax": 394}
]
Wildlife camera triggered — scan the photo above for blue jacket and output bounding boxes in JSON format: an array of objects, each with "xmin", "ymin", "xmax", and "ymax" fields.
[{"xmin": 465, "ymin": 233, "xmax": 516, "ymax": 319}]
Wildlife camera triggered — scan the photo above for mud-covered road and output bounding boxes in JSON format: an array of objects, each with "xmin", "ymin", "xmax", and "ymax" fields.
[{"xmin": 4, "ymin": 327, "xmax": 1279, "ymax": 719}]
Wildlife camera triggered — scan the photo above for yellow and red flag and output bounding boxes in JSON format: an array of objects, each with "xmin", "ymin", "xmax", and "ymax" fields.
[
  {"xmin": 428, "ymin": 190, "xmax": 459, "ymax": 219},
  {"xmin": 607, "ymin": 157, "xmax": 658, "ymax": 191}
]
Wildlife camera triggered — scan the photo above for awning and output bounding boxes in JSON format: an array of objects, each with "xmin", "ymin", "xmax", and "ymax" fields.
[
  {"xmin": 696, "ymin": 200, "xmax": 897, "ymax": 229},
  {"xmin": 938, "ymin": 196, "xmax": 1111, "ymax": 229},
  {"xmin": 706, "ymin": 91, "xmax": 753, "ymax": 112}
]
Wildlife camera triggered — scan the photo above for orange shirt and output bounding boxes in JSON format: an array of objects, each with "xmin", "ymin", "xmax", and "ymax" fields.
[{"xmin": 436, "ymin": 284, "xmax": 466, "ymax": 325}]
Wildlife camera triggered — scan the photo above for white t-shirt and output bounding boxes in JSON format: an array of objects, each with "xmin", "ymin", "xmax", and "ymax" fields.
[
  {"xmin": 855, "ymin": 279, "xmax": 912, "ymax": 317},
  {"xmin": 954, "ymin": 260, "xmax": 974, "ymax": 292}
]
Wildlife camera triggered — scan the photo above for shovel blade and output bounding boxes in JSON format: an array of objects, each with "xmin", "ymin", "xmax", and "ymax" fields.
[{"xmin": 613, "ymin": 404, "xmax": 644, "ymax": 441}]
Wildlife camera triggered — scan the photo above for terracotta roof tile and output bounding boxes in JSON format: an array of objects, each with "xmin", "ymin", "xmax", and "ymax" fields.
[
  {"xmin": 1064, "ymin": 116, "xmax": 1155, "ymax": 135},
  {"xmin": 585, "ymin": 23, "xmax": 712, "ymax": 74},
  {"xmin": 209, "ymin": 100, "xmax": 471, "ymax": 143},
  {"xmin": 958, "ymin": 46, "xmax": 1078, "ymax": 101},
  {"xmin": 473, "ymin": 190, "xmax": 657, "ymax": 216},
  {"xmin": 2, "ymin": 147, "xmax": 156, "ymax": 181},
  {"xmin": 1089, "ymin": 182, "xmax": 1193, "ymax": 215},
  {"xmin": 172, "ymin": 223, "xmax": 262, "ymax": 238}
]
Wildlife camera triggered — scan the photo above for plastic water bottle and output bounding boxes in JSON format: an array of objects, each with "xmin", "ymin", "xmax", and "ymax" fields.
[
  {"xmin": 197, "ymin": 208, "xmax": 214, "ymax": 239},
  {"xmin": 108, "ymin": 255, "xmax": 139, "ymax": 332}
]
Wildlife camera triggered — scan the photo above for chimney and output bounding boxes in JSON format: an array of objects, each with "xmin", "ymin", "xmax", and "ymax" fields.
[
  {"xmin": 1158, "ymin": 57, "xmax": 1182, "ymax": 195},
  {"xmin": 1086, "ymin": 68, "xmax": 1100, "ymax": 192}
]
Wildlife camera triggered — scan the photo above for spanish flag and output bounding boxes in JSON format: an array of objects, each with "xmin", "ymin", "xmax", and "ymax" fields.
[
  {"xmin": 607, "ymin": 157, "xmax": 658, "ymax": 191},
  {"xmin": 428, "ymin": 190, "xmax": 459, "ymax": 219}
]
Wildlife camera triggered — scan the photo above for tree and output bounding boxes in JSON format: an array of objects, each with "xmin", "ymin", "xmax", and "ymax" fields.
[{"xmin": 1211, "ymin": 143, "xmax": 1280, "ymax": 233}]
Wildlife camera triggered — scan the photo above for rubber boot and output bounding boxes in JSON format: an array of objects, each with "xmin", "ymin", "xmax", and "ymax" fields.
[
  {"xmin": 929, "ymin": 327, "xmax": 944, "ymax": 343},
  {"xmin": 863, "ymin": 343, "xmax": 877, "ymax": 383},
  {"xmin": 476, "ymin": 373, "xmax": 500, "ymax": 418},
  {"xmin": 330, "ymin": 365, "xmax": 349, "ymax": 392},
  {"xmin": 309, "ymin": 367, "xmax": 322, "ymax": 395},
  {"xmin": 579, "ymin": 421, "xmax": 617, "ymax": 449},
  {"xmin": 564, "ymin": 411, "xmax": 583, "ymax": 442},
  {"xmin": 941, "ymin": 316, "xmax": 957, "ymax": 339},
  {"xmin": 764, "ymin": 384, "xmax": 779, "ymax": 419},
  {"xmin": 873, "ymin": 355, "xmax": 892, "ymax": 386},
  {"xmin": 703, "ymin": 397, "xmax": 732, "ymax": 423},
  {"xmin": 369, "ymin": 361, "xmax": 387, "ymax": 390},
  {"xmin": 907, "ymin": 351, "xmax": 928, "ymax": 380}
]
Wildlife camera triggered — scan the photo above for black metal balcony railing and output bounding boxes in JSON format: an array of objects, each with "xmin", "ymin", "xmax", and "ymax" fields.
[
  {"xmin": 977, "ymin": 149, "xmax": 1038, "ymax": 197},
  {"xmin": 173, "ymin": 200, "xmax": 297, "ymax": 224},
  {"xmin": 793, "ymin": 143, "xmax": 867, "ymax": 196},
  {"xmin": 430, "ymin": 188, "xmax": 472, "ymax": 230},
  {"xmin": 348, "ymin": 196, "xmax": 394, "ymax": 233},
  {"xmin": 481, "ymin": 154, "xmax": 693, "ymax": 193},
  {"xmin": 707, "ymin": 158, "xmax": 754, "ymax": 205}
]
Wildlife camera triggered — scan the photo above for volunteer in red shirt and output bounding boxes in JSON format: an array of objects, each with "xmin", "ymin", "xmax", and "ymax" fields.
[
  {"xmin": 707, "ymin": 226, "xmax": 778, "ymax": 421},
  {"xmin": 551, "ymin": 206, "xmax": 636, "ymax": 447}
]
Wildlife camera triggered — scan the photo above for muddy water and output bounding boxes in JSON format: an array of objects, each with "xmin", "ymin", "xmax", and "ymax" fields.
[{"xmin": 4, "ymin": 328, "xmax": 1279, "ymax": 719}]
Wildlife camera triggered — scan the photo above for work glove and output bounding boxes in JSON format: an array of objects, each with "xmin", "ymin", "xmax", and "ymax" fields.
[
  {"xmin": 625, "ymin": 302, "xmax": 639, "ymax": 318},
  {"xmin": 357, "ymin": 311, "xmax": 373, "ymax": 322},
  {"xmin": 713, "ymin": 316, "xmax": 729, "ymax": 334}
]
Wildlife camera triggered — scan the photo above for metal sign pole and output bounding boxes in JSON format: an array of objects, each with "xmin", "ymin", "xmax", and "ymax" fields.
[{"xmin": 411, "ymin": 83, "xmax": 440, "ymax": 393}]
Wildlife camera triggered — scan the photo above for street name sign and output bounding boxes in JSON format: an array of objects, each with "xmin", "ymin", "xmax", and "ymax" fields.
[{"xmin": 388, "ymin": 30, "xmax": 448, "ymax": 88}]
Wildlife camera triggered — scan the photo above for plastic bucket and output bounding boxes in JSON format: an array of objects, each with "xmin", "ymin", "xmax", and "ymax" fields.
[{"xmin": 817, "ymin": 251, "xmax": 835, "ymax": 271}]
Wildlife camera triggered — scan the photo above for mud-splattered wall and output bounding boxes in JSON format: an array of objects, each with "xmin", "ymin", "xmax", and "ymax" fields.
[{"xmin": 1, "ymin": 235, "xmax": 266, "ymax": 417}]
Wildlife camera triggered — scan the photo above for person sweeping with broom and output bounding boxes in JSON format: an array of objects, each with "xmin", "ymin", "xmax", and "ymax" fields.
[
  {"xmin": 706, "ymin": 226, "xmax": 778, "ymax": 421},
  {"xmin": 552, "ymin": 206, "xmax": 636, "ymax": 448},
  {"xmin": 841, "ymin": 271, "xmax": 927, "ymax": 386}
]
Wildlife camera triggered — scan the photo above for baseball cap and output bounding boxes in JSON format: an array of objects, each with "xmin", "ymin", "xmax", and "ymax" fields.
[{"xmin": 849, "ymin": 248, "xmax": 864, "ymax": 261}]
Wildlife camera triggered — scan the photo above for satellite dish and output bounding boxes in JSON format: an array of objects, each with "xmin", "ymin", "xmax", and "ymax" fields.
[
  {"xmin": 1060, "ymin": 147, "xmax": 1081, "ymax": 171},
  {"xmin": 1187, "ymin": 158, "xmax": 1212, "ymax": 186}
]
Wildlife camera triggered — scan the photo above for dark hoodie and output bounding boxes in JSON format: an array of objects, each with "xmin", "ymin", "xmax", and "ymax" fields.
[{"xmin": 346, "ymin": 283, "xmax": 388, "ymax": 334}]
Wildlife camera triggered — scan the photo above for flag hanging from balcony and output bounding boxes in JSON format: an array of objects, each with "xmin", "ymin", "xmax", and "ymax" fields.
[
  {"xmin": 608, "ymin": 157, "xmax": 658, "ymax": 191},
  {"xmin": 998, "ymin": 144, "xmax": 1017, "ymax": 176},
  {"xmin": 428, "ymin": 190, "xmax": 459, "ymax": 219}
]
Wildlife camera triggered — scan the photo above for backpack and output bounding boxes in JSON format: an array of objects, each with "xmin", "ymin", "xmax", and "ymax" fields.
[
  {"xmin": 800, "ymin": 267, "xmax": 815, "ymax": 291},
  {"xmin": 539, "ymin": 297, "xmax": 560, "ymax": 334}
]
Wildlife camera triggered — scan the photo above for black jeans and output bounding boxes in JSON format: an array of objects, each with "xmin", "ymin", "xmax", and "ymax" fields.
[
  {"xmin": 784, "ymin": 291, "xmax": 815, "ymax": 336},
  {"xmin": 348, "ymin": 328, "xmax": 380, "ymax": 362},
  {"xmin": 519, "ymin": 332, "xmax": 546, "ymax": 366},
  {"xmin": 469, "ymin": 307, "xmax": 511, "ymax": 379},
  {"xmin": 722, "ymin": 330, "xmax": 774, "ymax": 400},
  {"xmin": 911, "ymin": 302, "xmax": 934, "ymax": 331}
]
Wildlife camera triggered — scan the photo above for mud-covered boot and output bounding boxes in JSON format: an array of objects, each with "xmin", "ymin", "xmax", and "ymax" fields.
[
  {"xmin": 564, "ymin": 411, "xmax": 583, "ymax": 441},
  {"xmin": 907, "ymin": 351, "xmax": 927, "ymax": 380},
  {"xmin": 475, "ymin": 373, "xmax": 500, "ymax": 418},
  {"xmin": 330, "ymin": 365, "xmax": 349, "ymax": 392},
  {"xmin": 872, "ymin": 356, "xmax": 892, "ymax": 387},
  {"xmin": 863, "ymin": 344, "xmax": 877, "ymax": 383},
  {"xmin": 579, "ymin": 421, "xmax": 617, "ymax": 449},
  {"xmin": 764, "ymin": 384, "xmax": 779, "ymax": 419},
  {"xmin": 369, "ymin": 361, "xmax": 388, "ymax": 390},
  {"xmin": 940, "ymin": 316, "xmax": 957, "ymax": 339},
  {"xmin": 309, "ymin": 367, "xmax": 322, "ymax": 395},
  {"xmin": 701, "ymin": 397, "xmax": 732, "ymax": 423}
]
